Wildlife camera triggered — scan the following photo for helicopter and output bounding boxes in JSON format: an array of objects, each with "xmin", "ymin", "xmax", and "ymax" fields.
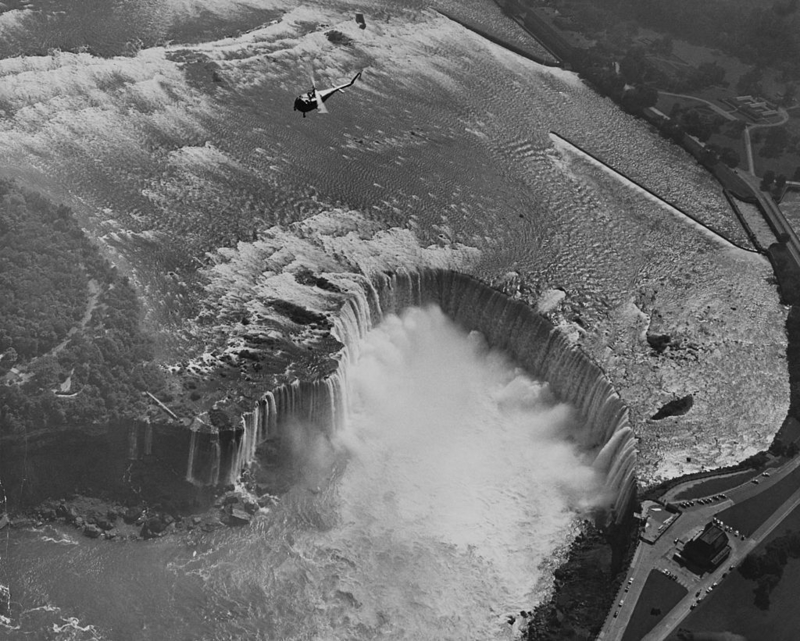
[{"xmin": 294, "ymin": 72, "xmax": 362, "ymax": 117}]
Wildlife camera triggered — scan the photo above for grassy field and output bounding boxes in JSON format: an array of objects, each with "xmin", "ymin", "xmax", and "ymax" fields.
[
  {"xmin": 665, "ymin": 561, "xmax": 800, "ymax": 641},
  {"xmin": 621, "ymin": 570, "xmax": 687, "ymax": 641},
  {"xmin": 716, "ymin": 464, "xmax": 800, "ymax": 536},
  {"xmin": 673, "ymin": 469, "xmax": 756, "ymax": 501},
  {"xmin": 752, "ymin": 153, "xmax": 800, "ymax": 182},
  {"xmin": 763, "ymin": 497, "xmax": 800, "ymax": 545}
]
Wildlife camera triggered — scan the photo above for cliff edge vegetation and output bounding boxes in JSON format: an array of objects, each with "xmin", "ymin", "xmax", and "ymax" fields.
[{"xmin": 0, "ymin": 179, "xmax": 165, "ymax": 437}]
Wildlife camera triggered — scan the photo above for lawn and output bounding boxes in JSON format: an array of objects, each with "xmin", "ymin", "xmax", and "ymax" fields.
[
  {"xmin": 716, "ymin": 464, "xmax": 800, "ymax": 537},
  {"xmin": 673, "ymin": 469, "xmax": 756, "ymax": 501},
  {"xmin": 665, "ymin": 560, "xmax": 800, "ymax": 641},
  {"xmin": 751, "ymin": 114, "xmax": 800, "ymax": 179},
  {"xmin": 621, "ymin": 570, "xmax": 687, "ymax": 641},
  {"xmin": 764, "ymin": 498, "xmax": 800, "ymax": 546}
]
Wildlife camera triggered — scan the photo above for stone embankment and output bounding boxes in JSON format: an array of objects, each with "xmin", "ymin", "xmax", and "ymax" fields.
[
  {"xmin": 550, "ymin": 131, "xmax": 758, "ymax": 254},
  {"xmin": 434, "ymin": 8, "xmax": 560, "ymax": 67}
]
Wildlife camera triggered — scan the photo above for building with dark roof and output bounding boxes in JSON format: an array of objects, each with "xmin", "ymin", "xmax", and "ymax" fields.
[{"xmin": 681, "ymin": 523, "xmax": 731, "ymax": 570}]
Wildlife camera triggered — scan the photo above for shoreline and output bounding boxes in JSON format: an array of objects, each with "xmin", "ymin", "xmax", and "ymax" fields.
[
  {"xmin": 454, "ymin": 5, "xmax": 800, "ymax": 638},
  {"xmin": 433, "ymin": 8, "xmax": 561, "ymax": 68}
]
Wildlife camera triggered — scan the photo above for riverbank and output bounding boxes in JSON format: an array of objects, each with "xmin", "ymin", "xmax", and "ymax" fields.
[
  {"xmin": 525, "ymin": 509, "xmax": 640, "ymax": 640},
  {"xmin": 434, "ymin": 9, "xmax": 559, "ymax": 67},
  {"xmin": 466, "ymin": 4, "xmax": 800, "ymax": 638},
  {"xmin": 1, "ymin": 486, "xmax": 279, "ymax": 543}
]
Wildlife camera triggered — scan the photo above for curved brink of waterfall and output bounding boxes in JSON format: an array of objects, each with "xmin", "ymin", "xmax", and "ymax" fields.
[{"xmin": 186, "ymin": 268, "xmax": 636, "ymax": 521}]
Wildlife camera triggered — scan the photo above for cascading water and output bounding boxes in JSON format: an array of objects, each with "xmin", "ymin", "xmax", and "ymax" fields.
[
  {"xmin": 314, "ymin": 304, "xmax": 604, "ymax": 638},
  {"xmin": 0, "ymin": 303, "xmax": 622, "ymax": 641},
  {"xmin": 189, "ymin": 268, "xmax": 636, "ymax": 521}
]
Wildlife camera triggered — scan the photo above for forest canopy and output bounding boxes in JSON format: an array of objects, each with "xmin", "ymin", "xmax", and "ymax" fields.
[
  {"xmin": 604, "ymin": 0, "xmax": 800, "ymax": 73},
  {"xmin": 0, "ymin": 180, "xmax": 165, "ymax": 435}
]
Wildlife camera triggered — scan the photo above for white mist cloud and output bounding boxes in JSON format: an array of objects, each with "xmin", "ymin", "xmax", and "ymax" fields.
[{"xmin": 324, "ymin": 305, "xmax": 602, "ymax": 635}]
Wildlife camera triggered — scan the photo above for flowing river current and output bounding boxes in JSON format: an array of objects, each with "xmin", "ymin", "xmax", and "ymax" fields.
[
  {"xmin": 2, "ymin": 307, "xmax": 600, "ymax": 640},
  {"xmin": 0, "ymin": 0, "xmax": 793, "ymax": 637}
]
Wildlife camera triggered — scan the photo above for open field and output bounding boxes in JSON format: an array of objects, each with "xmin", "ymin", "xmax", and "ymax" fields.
[
  {"xmin": 665, "ymin": 560, "xmax": 800, "ymax": 641},
  {"xmin": 716, "ymin": 464, "xmax": 800, "ymax": 536},
  {"xmin": 621, "ymin": 570, "xmax": 687, "ymax": 641},
  {"xmin": 762, "ymin": 497, "xmax": 800, "ymax": 545}
]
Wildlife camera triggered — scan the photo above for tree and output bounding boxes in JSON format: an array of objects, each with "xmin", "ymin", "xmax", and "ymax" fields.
[
  {"xmin": 793, "ymin": 166, "xmax": 800, "ymax": 181},
  {"xmin": 678, "ymin": 108, "xmax": 717, "ymax": 142},
  {"xmin": 724, "ymin": 119, "xmax": 747, "ymax": 139},
  {"xmin": 621, "ymin": 84, "xmax": 659, "ymax": 113},
  {"xmin": 619, "ymin": 46, "xmax": 648, "ymax": 84},
  {"xmin": 687, "ymin": 62, "xmax": 726, "ymax": 90},
  {"xmin": 720, "ymin": 147, "xmax": 741, "ymax": 168},
  {"xmin": 653, "ymin": 34, "xmax": 673, "ymax": 56},
  {"xmin": 760, "ymin": 126, "xmax": 789, "ymax": 158},
  {"xmin": 737, "ymin": 66, "xmax": 763, "ymax": 96},
  {"xmin": 782, "ymin": 82, "xmax": 797, "ymax": 106},
  {"xmin": 700, "ymin": 147, "xmax": 719, "ymax": 167},
  {"xmin": 0, "ymin": 347, "xmax": 17, "ymax": 375}
]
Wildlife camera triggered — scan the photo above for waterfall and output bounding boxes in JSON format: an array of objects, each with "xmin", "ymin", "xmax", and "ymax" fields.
[
  {"xmin": 144, "ymin": 421, "xmax": 153, "ymax": 456},
  {"xmin": 187, "ymin": 268, "xmax": 636, "ymax": 520}
]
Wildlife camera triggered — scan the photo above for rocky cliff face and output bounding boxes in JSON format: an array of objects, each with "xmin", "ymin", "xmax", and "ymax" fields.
[
  {"xmin": 4, "ymin": 209, "xmax": 634, "ymax": 519},
  {"xmin": 184, "ymin": 266, "xmax": 635, "ymax": 521}
]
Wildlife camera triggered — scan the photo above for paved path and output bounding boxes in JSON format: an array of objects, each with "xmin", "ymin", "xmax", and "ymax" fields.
[
  {"xmin": 658, "ymin": 92, "xmax": 738, "ymax": 121},
  {"xmin": 644, "ymin": 461, "xmax": 800, "ymax": 640},
  {"xmin": 3, "ymin": 279, "xmax": 101, "ymax": 385},
  {"xmin": 600, "ymin": 454, "xmax": 800, "ymax": 640}
]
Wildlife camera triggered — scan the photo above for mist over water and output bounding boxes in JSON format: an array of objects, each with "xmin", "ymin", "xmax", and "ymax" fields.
[
  {"xmin": 318, "ymin": 305, "xmax": 602, "ymax": 638},
  {"xmin": 0, "ymin": 305, "xmax": 605, "ymax": 641}
]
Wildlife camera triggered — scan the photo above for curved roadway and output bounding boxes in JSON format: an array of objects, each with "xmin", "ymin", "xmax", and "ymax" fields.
[
  {"xmin": 658, "ymin": 91, "xmax": 738, "ymax": 122},
  {"xmin": 599, "ymin": 453, "xmax": 800, "ymax": 641}
]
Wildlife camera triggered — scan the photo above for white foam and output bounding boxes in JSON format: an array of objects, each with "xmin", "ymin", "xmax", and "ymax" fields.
[{"xmin": 322, "ymin": 306, "xmax": 601, "ymax": 637}]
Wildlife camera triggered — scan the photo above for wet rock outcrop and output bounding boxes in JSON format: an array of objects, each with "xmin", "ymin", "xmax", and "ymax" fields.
[{"xmin": 652, "ymin": 394, "xmax": 695, "ymax": 420}]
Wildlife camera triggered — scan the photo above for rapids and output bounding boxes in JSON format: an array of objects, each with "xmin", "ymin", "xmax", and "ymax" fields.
[{"xmin": 2, "ymin": 307, "xmax": 601, "ymax": 640}]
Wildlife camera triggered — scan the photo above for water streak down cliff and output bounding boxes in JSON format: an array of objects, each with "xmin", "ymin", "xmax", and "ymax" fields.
[{"xmin": 187, "ymin": 268, "xmax": 636, "ymax": 521}]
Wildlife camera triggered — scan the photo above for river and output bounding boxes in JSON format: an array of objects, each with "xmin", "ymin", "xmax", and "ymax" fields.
[
  {"xmin": 2, "ymin": 307, "xmax": 602, "ymax": 640},
  {"xmin": 0, "ymin": 0, "xmax": 791, "ymax": 637}
]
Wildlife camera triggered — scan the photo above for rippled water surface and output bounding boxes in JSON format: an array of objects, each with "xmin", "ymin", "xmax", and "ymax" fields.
[{"xmin": 0, "ymin": 0, "xmax": 792, "ymax": 637}]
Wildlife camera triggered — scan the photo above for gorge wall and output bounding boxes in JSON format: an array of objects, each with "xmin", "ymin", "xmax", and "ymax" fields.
[
  {"xmin": 182, "ymin": 268, "xmax": 636, "ymax": 521},
  {"xmin": 2, "ymin": 266, "xmax": 635, "ymax": 522}
]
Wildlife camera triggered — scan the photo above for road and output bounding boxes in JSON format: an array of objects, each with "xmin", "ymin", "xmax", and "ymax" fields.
[
  {"xmin": 2, "ymin": 279, "xmax": 101, "ymax": 386},
  {"xmin": 599, "ymin": 453, "xmax": 800, "ymax": 641},
  {"xmin": 644, "ymin": 457, "xmax": 800, "ymax": 641},
  {"xmin": 658, "ymin": 92, "xmax": 738, "ymax": 122}
]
